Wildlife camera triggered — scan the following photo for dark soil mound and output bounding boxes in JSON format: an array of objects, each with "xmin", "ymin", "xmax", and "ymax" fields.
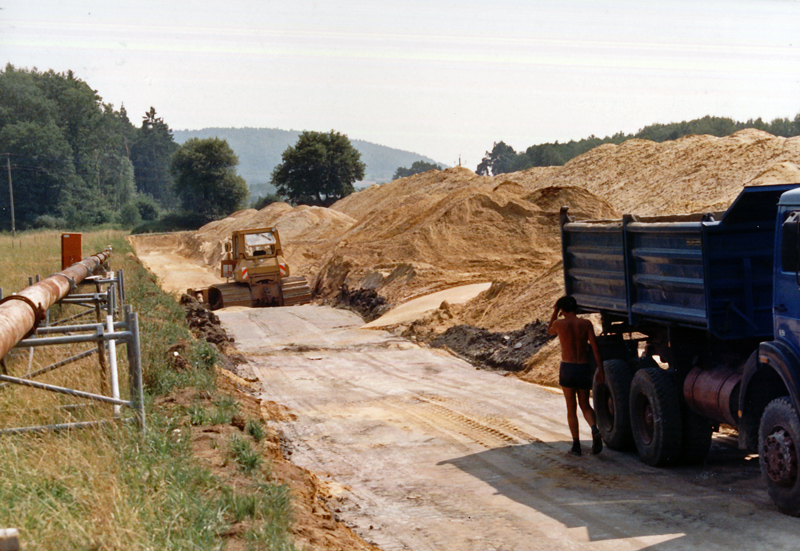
[
  {"xmin": 180, "ymin": 294, "xmax": 233, "ymax": 346},
  {"xmin": 334, "ymin": 285, "xmax": 390, "ymax": 322},
  {"xmin": 431, "ymin": 321, "xmax": 552, "ymax": 372}
]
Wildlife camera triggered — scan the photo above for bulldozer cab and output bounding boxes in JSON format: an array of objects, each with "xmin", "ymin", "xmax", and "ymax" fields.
[
  {"xmin": 235, "ymin": 229, "xmax": 281, "ymax": 259},
  {"xmin": 221, "ymin": 227, "xmax": 286, "ymax": 282}
]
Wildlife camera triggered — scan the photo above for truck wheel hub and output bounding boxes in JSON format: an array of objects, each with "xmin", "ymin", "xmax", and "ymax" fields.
[{"xmin": 764, "ymin": 428, "xmax": 798, "ymax": 487}]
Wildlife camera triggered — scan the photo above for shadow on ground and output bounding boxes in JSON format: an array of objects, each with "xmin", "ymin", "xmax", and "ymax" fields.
[{"xmin": 437, "ymin": 435, "xmax": 786, "ymax": 550}]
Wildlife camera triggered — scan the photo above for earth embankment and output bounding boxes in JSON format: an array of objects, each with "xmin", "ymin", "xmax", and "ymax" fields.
[{"xmin": 134, "ymin": 130, "xmax": 800, "ymax": 381}]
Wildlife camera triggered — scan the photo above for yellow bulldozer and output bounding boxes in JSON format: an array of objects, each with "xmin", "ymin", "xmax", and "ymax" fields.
[{"xmin": 190, "ymin": 227, "xmax": 312, "ymax": 310}]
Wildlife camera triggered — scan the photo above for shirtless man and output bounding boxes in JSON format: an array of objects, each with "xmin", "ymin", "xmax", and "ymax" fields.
[{"xmin": 547, "ymin": 296, "xmax": 604, "ymax": 456}]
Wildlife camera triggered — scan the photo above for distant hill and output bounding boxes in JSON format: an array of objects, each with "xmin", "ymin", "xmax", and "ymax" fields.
[{"xmin": 173, "ymin": 127, "xmax": 444, "ymax": 197}]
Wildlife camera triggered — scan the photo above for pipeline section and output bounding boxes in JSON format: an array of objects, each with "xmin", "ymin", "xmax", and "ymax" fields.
[{"xmin": 0, "ymin": 248, "xmax": 111, "ymax": 361}]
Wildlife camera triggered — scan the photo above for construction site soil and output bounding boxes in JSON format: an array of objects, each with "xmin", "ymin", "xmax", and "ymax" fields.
[
  {"xmin": 151, "ymin": 129, "xmax": 800, "ymax": 384},
  {"xmin": 131, "ymin": 130, "xmax": 800, "ymax": 548}
]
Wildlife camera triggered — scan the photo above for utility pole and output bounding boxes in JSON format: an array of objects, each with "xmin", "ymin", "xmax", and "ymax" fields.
[{"xmin": 5, "ymin": 154, "xmax": 15, "ymax": 238}]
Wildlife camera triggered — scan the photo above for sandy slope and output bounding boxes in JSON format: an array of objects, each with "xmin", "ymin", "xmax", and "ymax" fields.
[{"xmin": 139, "ymin": 129, "xmax": 800, "ymax": 343}]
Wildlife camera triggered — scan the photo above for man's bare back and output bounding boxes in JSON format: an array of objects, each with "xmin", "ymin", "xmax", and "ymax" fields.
[{"xmin": 549, "ymin": 316, "xmax": 594, "ymax": 364}]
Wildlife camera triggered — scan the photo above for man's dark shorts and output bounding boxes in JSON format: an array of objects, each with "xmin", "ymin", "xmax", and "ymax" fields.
[{"xmin": 559, "ymin": 362, "xmax": 593, "ymax": 390}]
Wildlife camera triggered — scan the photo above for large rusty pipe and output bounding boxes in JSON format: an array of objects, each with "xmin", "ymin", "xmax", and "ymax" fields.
[
  {"xmin": 0, "ymin": 248, "xmax": 111, "ymax": 361},
  {"xmin": 683, "ymin": 366, "xmax": 742, "ymax": 426}
]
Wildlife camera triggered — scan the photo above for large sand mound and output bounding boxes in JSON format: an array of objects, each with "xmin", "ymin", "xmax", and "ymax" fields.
[{"xmin": 172, "ymin": 129, "xmax": 800, "ymax": 333}]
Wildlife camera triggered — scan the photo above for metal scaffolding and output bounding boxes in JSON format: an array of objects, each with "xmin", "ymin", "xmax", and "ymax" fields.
[{"xmin": 0, "ymin": 263, "xmax": 144, "ymax": 435}]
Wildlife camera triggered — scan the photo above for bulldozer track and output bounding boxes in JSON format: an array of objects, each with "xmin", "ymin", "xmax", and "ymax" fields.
[{"xmin": 281, "ymin": 276, "xmax": 313, "ymax": 306}]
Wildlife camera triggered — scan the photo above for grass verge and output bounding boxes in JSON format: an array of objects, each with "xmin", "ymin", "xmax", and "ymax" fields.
[{"xmin": 0, "ymin": 230, "xmax": 294, "ymax": 550}]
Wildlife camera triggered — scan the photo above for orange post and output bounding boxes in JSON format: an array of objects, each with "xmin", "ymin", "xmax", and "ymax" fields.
[{"xmin": 61, "ymin": 233, "xmax": 82, "ymax": 270}]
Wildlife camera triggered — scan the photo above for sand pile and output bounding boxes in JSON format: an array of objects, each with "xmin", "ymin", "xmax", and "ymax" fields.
[
  {"xmin": 502, "ymin": 129, "xmax": 800, "ymax": 216},
  {"xmin": 176, "ymin": 129, "xmax": 800, "ymax": 336},
  {"xmin": 316, "ymin": 173, "xmax": 617, "ymax": 306}
]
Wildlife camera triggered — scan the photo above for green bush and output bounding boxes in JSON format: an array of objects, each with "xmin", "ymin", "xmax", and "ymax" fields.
[
  {"xmin": 136, "ymin": 194, "xmax": 161, "ymax": 221},
  {"xmin": 119, "ymin": 202, "xmax": 142, "ymax": 227}
]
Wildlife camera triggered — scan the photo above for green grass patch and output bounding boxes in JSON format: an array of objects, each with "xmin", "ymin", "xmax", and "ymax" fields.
[
  {"xmin": 228, "ymin": 434, "xmax": 264, "ymax": 473},
  {"xmin": 246, "ymin": 418, "xmax": 266, "ymax": 443}
]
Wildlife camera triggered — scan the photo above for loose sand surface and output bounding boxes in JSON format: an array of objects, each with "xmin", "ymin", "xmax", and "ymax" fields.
[{"xmin": 363, "ymin": 282, "xmax": 492, "ymax": 328}]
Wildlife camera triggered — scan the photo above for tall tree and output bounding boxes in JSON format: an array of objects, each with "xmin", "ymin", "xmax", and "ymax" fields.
[
  {"xmin": 0, "ymin": 64, "xmax": 140, "ymax": 228},
  {"xmin": 130, "ymin": 107, "xmax": 178, "ymax": 208},
  {"xmin": 171, "ymin": 137, "xmax": 249, "ymax": 220},
  {"xmin": 271, "ymin": 130, "xmax": 365, "ymax": 206},
  {"xmin": 0, "ymin": 120, "xmax": 77, "ymax": 228},
  {"xmin": 476, "ymin": 141, "xmax": 518, "ymax": 176}
]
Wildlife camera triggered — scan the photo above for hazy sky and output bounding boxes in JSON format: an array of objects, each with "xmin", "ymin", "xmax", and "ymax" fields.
[{"xmin": 2, "ymin": 0, "xmax": 799, "ymax": 168}]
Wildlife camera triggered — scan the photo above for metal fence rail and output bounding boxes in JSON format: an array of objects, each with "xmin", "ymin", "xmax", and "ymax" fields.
[{"xmin": 0, "ymin": 263, "xmax": 145, "ymax": 435}]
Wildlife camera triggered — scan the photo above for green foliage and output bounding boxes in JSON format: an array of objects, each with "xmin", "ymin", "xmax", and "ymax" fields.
[
  {"xmin": 271, "ymin": 130, "xmax": 365, "ymax": 206},
  {"xmin": 476, "ymin": 141, "xmax": 521, "ymax": 176},
  {"xmin": 209, "ymin": 394, "xmax": 239, "ymax": 425},
  {"xmin": 246, "ymin": 419, "xmax": 266, "ymax": 442},
  {"xmin": 479, "ymin": 113, "xmax": 800, "ymax": 175},
  {"xmin": 228, "ymin": 435, "xmax": 263, "ymax": 473},
  {"xmin": 135, "ymin": 193, "xmax": 161, "ymax": 221},
  {"xmin": 130, "ymin": 107, "xmax": 179, "ymax": 209},
  {"xmin": 32, "ymin": 214, "xmax": 67, "ymax": 229},
  {"xmin": 393, "ymin": 160, "xmax": 443, "ymax": 179},
  {"xmin": 0, "ymin": 65, "xmax": 178, "ymax": 229},
  {"xmin": 118, "ymin": 202, "xmax": 141, "ymax": 227},
  {"xmin": 171, "ymin": 137, "xmax": 249, "ymax": 220},
  {"xmin": 131, "ymin": 211, "xmax": 211, "ymax": 234}
]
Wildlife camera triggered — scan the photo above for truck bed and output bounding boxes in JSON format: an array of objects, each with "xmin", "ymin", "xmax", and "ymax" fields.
[{"xmin": 561, "ymin": 183, "xmax": 799, "ymax": 339}]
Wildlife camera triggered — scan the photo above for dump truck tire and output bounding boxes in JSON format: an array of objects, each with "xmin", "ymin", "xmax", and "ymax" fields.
[
  {"xmin": 630, "ymin": 367, "xmax": 683, "ymax": 466},
  {"xmin": 759, "ymin": 397, "xmax": 800, "ymax": 516},
  {"xmin": 593, "ymin": 359, "xmax": 635, "ymax": 450}
]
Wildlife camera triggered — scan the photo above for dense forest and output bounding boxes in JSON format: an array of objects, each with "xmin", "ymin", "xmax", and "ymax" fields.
[
  {"xmin": 0, "ymin": 64, "xmax": 179, "ymax": 230},
  {"xmin": 477, "ymin": 114, "xmax": 800, "ymax": 175}
]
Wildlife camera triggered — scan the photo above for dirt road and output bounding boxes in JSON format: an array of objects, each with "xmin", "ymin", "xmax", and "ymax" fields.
[
  {"xmin": 127, "ymin": 238, "xmax": 797, "ymax": 550},
  {"xmin": 218, "ymin": 305, "xmax": 798, "ymax": 551}
]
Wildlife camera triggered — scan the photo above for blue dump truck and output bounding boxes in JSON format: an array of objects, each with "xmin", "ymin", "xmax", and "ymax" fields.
[{"xmin": 560, "ymin": 182, "xmax": 800, "ymax": 515}]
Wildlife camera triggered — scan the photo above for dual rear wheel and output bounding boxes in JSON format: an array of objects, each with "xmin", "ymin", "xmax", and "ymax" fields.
[
  {"xmin": 592, "ymin": 362, "xmax": 712, "ymax": 466},
  {"xmin": 594, "ymin": 358, "xmax": 800, "ymax": 515}
]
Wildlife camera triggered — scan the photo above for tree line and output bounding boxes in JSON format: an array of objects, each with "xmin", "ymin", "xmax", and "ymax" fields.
[
  {"xmin": 0, "ymin": 65, "xmax": 370, "ymax": 231},
  {"xmin": 0, "ymin": 65, "xmax": 185, "ymax": 229},
  {"xmin": 476, "ymin": 114, "xmax": 800, "ymax": 176},
  {"xmin": 0, "ymin": 65, "xmax": 256, "ymax": 231}
]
